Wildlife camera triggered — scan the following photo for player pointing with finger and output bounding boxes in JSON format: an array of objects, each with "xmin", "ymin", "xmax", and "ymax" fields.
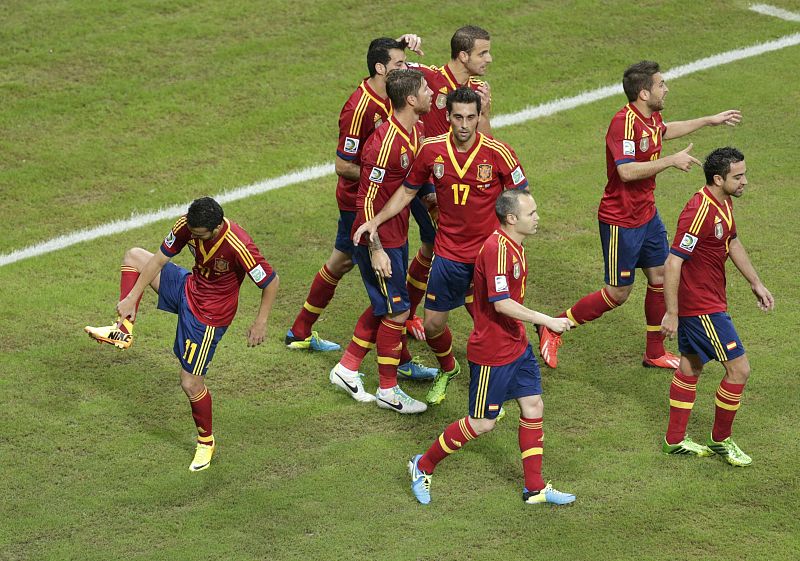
[{"xmin": 539, "ymin": 60, "xmax": 743, "ymax": 371}]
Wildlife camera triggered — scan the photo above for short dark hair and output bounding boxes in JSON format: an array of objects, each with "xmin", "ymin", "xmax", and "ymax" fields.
[
  {"xmin": 703, "ymin": 147, "xmax": 745, "ymax": 184},
  {"xmin": 187, "ymin": 197, "xmax": 224, "ymax": 230},
  {"xmin": 495, "ymin": 189, "xmax": 530, "ymax": 225},
  {"xmin": 367, "ymin": 37, "xmax": 405, "ymax": 77},
  {"xmin": 622, "ymin": 60, "xmax": 660, "ymax": 102},
  {"xmin": 450, "ymin": 25, "xmax": 490, "ymax": 59},
  {"xmin": 386, "ymin": 69, "xmax": 424, "ymax": 110},
  {"xmin": 446, "ymin": 86, "xmax": 481, "ymax": 114}
]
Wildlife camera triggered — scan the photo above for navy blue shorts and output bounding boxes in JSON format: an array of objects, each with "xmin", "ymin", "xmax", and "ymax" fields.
[
  {"xmin": 424, "ymin": 255, "xmax": 474, "ymax": 312},
  {"xmin": 678, "ymin": 312, "xmax": 745, "ymax": 364},
  {"xmin": 469, "ymin": 345, "xmax": 542, "ymax": 419},
  {"xmin": 599, "ymin": 212, "xmax": 668, "ymax": 286},
  {"xmin": 335, "ymin": 210, "xmax": 357, "ymax": 254},
  {"xmin": 157, "ymin": 262, "xmax": 228, "ymax": 376},
  {"xmin": 353, "ymin": 243, "xmax": 410, "ymax": 317},
  {"xmin": 410, "ymin": 191, "xmax": 436, "ymax": 245}
]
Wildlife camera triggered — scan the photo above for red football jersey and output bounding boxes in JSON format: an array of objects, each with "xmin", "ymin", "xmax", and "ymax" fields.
[
  {"xmin": 598, "ymin": 103, "xmax": 667, "ymax": 228},
  {"xmin": 468, "ymin": 229, "xmax": 529, "ymax": 366},
  {"xmin": 353, "ymin": 115, "xmax": 423, "ymax": 249},
  {"xmin": 335, "ymin": 79, "xmax": 392, "ymax": 212},
  {"xmin": 409, "ymin": 62, "xmax": 485, "ymax": 136},
  {"xmin": 404, "ymin": 131, "xmax": 528, "ymax": 263},
  {"xmin": 160, "ymin": 217, "xmax": 275, "ymax": 327},
  {"xmin": 669, "ymin": 186, "xmax": 737, "ymax": 316}
]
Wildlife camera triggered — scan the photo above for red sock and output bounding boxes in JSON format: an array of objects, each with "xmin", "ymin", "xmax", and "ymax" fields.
[
  {"xmin": 290, "ymin": 265, "xmax": 341, "ymax": 340},
  {"xmin": 645, "ymin": 283, "xmax": 667, "ymax": 358},
  {"xmin": 407, "ymin": 250, "xmax": 431, "ymax": 317},
  {"xmin": 418, "ymin": 417, "xmax": 478, "ymax": 473},
  {"xmin": 563, "ymin": 288, "xmax": 619, "ymax": 326},
  {"xmin": 665, "ymin": 370, "xmax": 698, "ymax": 444},
  {"xmin": 119, "ymin": 266, "xmax": 142, "ymax": 333},
  {"xmin": 519, "ymin": 416, "xmax": 545, "ymax": 492},
  {"xmin": 189, "ymin": 387, "xmax": 213, "ymax": 441},
  {"xmin": 340, "ymin": 306, "xmax": 379, "ymax": 371},
  {"xmin": 712, "ymin": 379, "xmax": 745, "ymax": 442},
  {"xmin": 376, "ymin": 318, "xmax": 404, "ymax": 389},
  {"xmin": 400, "ymin": 329, "xmax": 413, "ymax": 365},
  {"xmin": 426, "ymin": 327, "xmax": 456, "ymax": 372}
]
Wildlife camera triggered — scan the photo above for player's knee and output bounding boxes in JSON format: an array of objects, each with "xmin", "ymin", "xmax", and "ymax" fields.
[
  {"xmin": 423, "ymin": 316, "xmax": 446, "ymax": 338},
  {"xmin": 123, "ymin": 247, "xmax": 148, "ymax": 268},
  {"xmin": 470, "ymin": 417, "xmax": 496, "ymax": 435},
  {"xmin": 726, "ymin": 355, "xmax": 751, "ymax": 383},
  {"xmin": 606, "ymin": 284, "xmax": 632, "ymax": 304},
  {"xmin": 180, "ymin": 374, "xmax": 204, "ymax": 396},
  {"xmin": 327, "ymin": 252, "xmax": 354, "ymax": 276},
  {"xmin": 419, "ymin": 243, "xmax": 434, "ymax": 259}
]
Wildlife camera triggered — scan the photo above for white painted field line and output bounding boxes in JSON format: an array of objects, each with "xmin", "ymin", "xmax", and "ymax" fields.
[
  {"xmin": 2, "ymin": 32, "xmax": 799, "ymax": 268},
  {"xmin": 750, "ymin": 3, "xmax": 800, "ymax": 22}
]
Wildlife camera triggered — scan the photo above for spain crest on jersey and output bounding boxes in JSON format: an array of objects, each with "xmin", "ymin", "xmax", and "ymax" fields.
[
  {"xmin": 715, "ymin": 222, "xmax": 724, "ymax": 239},
  {"xmin": 433, "ymin": 162, "xmax": 445, "ymax": 179},
  {"xmin": 400, "ymin": 152, "xmax": 409, "ymax": 169},
  {"xmin": 513, "ymin": 261, "xmax": 520, "ymax": 279},
  {"xmin": 373, "ymin": 113, "xmax": 383, "ymax": 129},
  {"xmin": 477, "ymin": 164, "xmax": 492, "ymax": 182},
  {"xmin": 436, "ymin": 93, "xmax": 447, "ymax": 109},
  {"xmin": 214, "ymin": 258, "xmax": 230, "ymax": 273},
  {"xmin": 639, "ymin": 134, "xmax": 649, "ymax": 152}
]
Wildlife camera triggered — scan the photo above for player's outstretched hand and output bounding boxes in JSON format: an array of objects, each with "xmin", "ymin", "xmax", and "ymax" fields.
[
  {"xmin": 246, "ymin": 322, "xmax": 267, "ymax": 347},
  {"xmin": 660, "ymin": 311, "xmax": 678, "ymax": 340},
  {"xmin": 476, "ymin": 82, "xmax": 491, "ymax": 116},
  {"xmin": 709, "ymin": 109, "xmax": 742, "ymax": 127},
  {"xmin": 116, "ymin": 297, "xmax": 137, "ymax": 324},
  {"xmin": 545, "ymin": 317, "xmax": 571, "ymax": 334},
  {"xmin": 397, "ymin": 34, "xmax": 424, "ymax": 56},
  {"xmin": 370, "ymin": 249, "xmax": 392, "ymax": 278},
  {"xmin": 752, "ymin": 282, "xmax": 774, "ymax": 312},
  {"xmin": 353, "ymin": 221, "xmax": 377, "ymax": 246},
  {"xmin": 671, "ymin": 143, "xmax": 702, "ymax": 172}
]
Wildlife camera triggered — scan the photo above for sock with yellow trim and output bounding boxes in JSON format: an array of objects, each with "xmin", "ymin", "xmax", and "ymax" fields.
[
  {"xmin": 426, "ymin": 327, "xmax": 456, "ymax": 372},
  {"xmin": 406, "ymin": 249, "xmax": 431, "ymax": 318},
  {"xmin": 645, "ymin": 283, "xmax": 667, "ymax": 359},
  {"xmin": 189, "ymin": 386, "xmax": 213, "ymax": 440},
  {"xmin": 418, "ymin": 416, "xmax": 478, "ymax": 473},
  {"xmin": 290, "ymin": 264, "xmax": 341, "ymax": 340},
  {"xmin": 711, "ymin": 379, "xmax": 745, "ymax": 442},
  {"xmin": 519, "ymin": 416, "xmax": 545, "ymax": 492},
  {"xmin": 340, "ymin": 306, "xmax": 379, "ymax": 371},
  {"xmin": 562, "ymin": 288, "xmax": 619, "ymax": 326},
  {"xmin": 665, "ymin": 369, "xmax": 698, "ymax": 445},
  {"xmin": 376, "ymin": 318, "xmax": 404, "ymax": 389},
  {"xmin": 119, "ymin": 266, "xmax": 142, "ymax": 334}
]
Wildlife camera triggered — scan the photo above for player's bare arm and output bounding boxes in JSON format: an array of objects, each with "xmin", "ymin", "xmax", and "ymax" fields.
[
  {"xmin": 247, "ymin": 275, "xmax": 279, "ymax": 347},
  {"xmin": 352, "ymin": 186, "xmax": 417, "ymax": 244},
  {"xmin": 663, "ymin": 110, "xmax": 742, "ymax": 140},
  {"xmin": 728, "ymin": 238, "xmax": 774, "ymax": 312},
  {"xmin": 116, "ymin": 251, "xmax": 170, "ymax": 322},
  {"xmin": 660, "ymin": 253, "xmax": 684, "ymax": 339},
  {"xmin": 494, "ymin": 298, "xmax": 572, "ymax": 333},
  {"xmin": 335, "ymin": 156, "xmax": 360, "ymax": 181},
  {"xmin": 618, "ymin": 143, "xmax": 702, "ymax": 181}
]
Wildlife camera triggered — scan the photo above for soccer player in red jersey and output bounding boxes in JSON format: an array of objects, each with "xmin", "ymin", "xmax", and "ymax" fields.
[
  {"xmin": 410, "ymin": 25, "xmax": 493, "ymax": 135},
  {"xmin": 354, "ymin": 87, "xmax": 528, "ymax": 406},
  {"xmin": 328, "ymin": 69, "xmax": 434, "ymax": 413},
  {"xmin": 285, "ymin": 35, "xmax": 437, "ymax": 350},
  {"xmin": 539, "ymin": 60, "xmax": 743, "ymax": 370},
  {"xmin": 660, "ymin": 148, "xmax": 773, "ymax": 466},
  {"xmin": 85, "ymin": 197, "xmax": 279, "ymax": 472},
  {"xmin": 408, "ymin": 189, "xmax": 574, "ymax": 505}
]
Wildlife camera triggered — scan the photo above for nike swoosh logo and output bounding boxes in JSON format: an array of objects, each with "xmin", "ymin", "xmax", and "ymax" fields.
[
  {"xmin": 378, "ymin": 398, "xmax": 404, "ymax": 411},
  {"xmin": 335, "ymin": 373, "xmax": 359, "ymax": 394}
]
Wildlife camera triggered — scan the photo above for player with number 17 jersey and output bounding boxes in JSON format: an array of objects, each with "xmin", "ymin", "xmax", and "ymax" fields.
[{"xmin": 404, "ymin": 131, "xmax": 528, "ymax": 263}]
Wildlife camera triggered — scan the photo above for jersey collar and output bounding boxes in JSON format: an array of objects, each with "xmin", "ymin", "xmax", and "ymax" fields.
[
  {"xmin": 700, "ymin": 186, "xmax": 733, "ymax": 229},
  {"xmin": 446, "ymin": 131, "xmax": 485, "ymax": 179},
  {"xmin": 198, "ymin": 218, "xmax": 230, "ymax": 264},
  {"xmin": 360, "ymin": 79, "xmax": 390, "ymax": 116},
  {"xmin": 389, "ymin": 115, "xmax": 420, "ymax": 154}
]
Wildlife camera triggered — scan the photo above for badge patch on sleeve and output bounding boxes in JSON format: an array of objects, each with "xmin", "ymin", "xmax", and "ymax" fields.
[
  {"xmin": 343, "ymin": 137, "xmax": 360, "ymax": 154},
  {"xmin": 679, "ymin": 233, "xmax": 698, "ymax": 252},
  {"xmin": 249, "ymin": 264, "xmax": 267, "ymax": 283},
  {"xmin": 511, "ymin": 166, "xmax": 526, "ymax": 185},
  {"xmin": 623, "ymin": 140, "xmax": 636, "ymax": 156},
  {"xmin": 369, "ymin": 167, "xmax": 386, "ymax": 183},
  {"xmin": 494, "ymin": 275, "xmax": 509, "ymax": 292},
  {"xmin": 164, "ymin": 231, "xmax": 176, "ymax": 248}
]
